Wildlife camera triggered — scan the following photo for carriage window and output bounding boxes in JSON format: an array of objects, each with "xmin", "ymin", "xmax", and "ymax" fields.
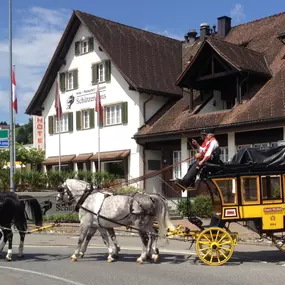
[
  {"xmin": 213, "ymin": 178, "xmax": 237, "ymax": 204},
  {"xmin": 261, "ymin": 175, "xmax": 281, "ymax": 200},
  {"xmin": 241, "ymin": 177, "xmax": 259, "ymax": 204}
]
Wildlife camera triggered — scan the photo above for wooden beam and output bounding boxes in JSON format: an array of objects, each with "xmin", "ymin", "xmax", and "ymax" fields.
[
  {"xmin": 189, "ymin": 88, "xmax": 194, "ymax": 111},
  {"xmin": 196, "ymin": 70, "xmax": 237, "ymax": 82}
]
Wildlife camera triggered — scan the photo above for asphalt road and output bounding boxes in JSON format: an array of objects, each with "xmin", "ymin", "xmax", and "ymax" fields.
[{"xmin": 1, "ymin": 234, "xmax": 285, "ymax": 285}]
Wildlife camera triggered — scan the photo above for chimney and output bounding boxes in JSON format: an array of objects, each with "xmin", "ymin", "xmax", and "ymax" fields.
[
  {"xmin": 187, "ymin": 29, "xmax": 198, "ymax": 44},
  {"xmin": 200, "ymin": 23, "xmax": 210, "ymax": 41},
  {"xmin": 217, "ymin": 16, "xmax": 231, "ymax": 37}
]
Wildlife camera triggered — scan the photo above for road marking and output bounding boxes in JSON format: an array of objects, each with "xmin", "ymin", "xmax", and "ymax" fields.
[
  {"xmin": 0, "ymin": 266, "xmax": 86, "ymax": 285},
  {"xmin": 19, "ymin": 244, "xmax": 196, "ymax": 255}
]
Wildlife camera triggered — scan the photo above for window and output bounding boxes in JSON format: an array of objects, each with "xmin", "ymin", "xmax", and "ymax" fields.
[
  {"xmin": 241, "ymin": 176, "xmax": 260, "ymax": 204},
  {"xmin": 105, "ymin": 104, "xmax": 122, "ymax": 125},
  {"xmin": 261, "ymin": 175, "xmax": 281, "ymax": 201},
  {"xmin": 55, "ymin": 114, "xmax": 69, "ymax": 133},
  {"xmin": 213, "ymin": 178, "xmax": 237, "ymax": 204},
  {"xmin": 52, "ymin": 164, "xmax": 70, "ymax": 171},
  {"xmin": 75, "ymin": 37, "xmax": 94, "ymax": 56},
  {"xmin": 98, "ymin": 63, "xmax": 104, "ymax": 82},
  {"xmin": 92, "ymin": 60, "xmax": 111, "ymax": 84},
  {"xmin": 81, "ymin": 40, "xmax": 88, "ymax": 54},
  {"xmin": 48, "ymin": 113, "xmax": 73, "ymax": 135},
  {"xmin": 76, "ymin": 109, "xmax": 95, "ymax": 131},
  {"xmin": 59, "ymin": 70, "xmax": 78, "ymax": 92},
  {"xmin": 67, "ymin": 71, "xmax": 74, "ymax": 90},
  {"xmin": 172, "ymin": 151, "xmax": 182, "ymax": 179},
  {"xmin": 220, "ymin": 146, "xmax": 229, "ymax": 162},
  {"xmin": 82, "ymin": 110, "xmax": 90, "ymax": 129},
  {"xmin": 103, "ymin": 161, "xmax": 125, "ymax": 179}
]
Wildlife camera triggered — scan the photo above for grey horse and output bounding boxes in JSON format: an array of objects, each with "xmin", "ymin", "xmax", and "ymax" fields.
[{"xmin": 56, "ymin": 179, "xmax": 175, "ymax": 264}]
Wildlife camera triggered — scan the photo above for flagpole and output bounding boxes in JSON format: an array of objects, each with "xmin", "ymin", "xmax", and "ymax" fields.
[
  {"xmin": 57, "ymin": 72, "xmax": 61, "ymax": 173},
  {"xmin": 13, "ymin": 65, "xmax": 16, "ymax": 167},
  {"xmin": 97, "ymin": 104, "xmax": 101, "ymax": 172},
  {"xmin": 9, "ymin": 0, "xmax": 15, "ymax": 192}
]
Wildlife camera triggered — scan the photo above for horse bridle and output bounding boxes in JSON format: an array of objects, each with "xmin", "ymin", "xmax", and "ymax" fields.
[{"xmin": 57, "ymin": 185, "xmax": 75, "ymax": 205}]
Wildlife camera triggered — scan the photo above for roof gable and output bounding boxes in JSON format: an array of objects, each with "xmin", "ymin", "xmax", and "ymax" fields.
[{"xmin": 26, "ymin": 10, "xmax": 182, "ymax": 115}]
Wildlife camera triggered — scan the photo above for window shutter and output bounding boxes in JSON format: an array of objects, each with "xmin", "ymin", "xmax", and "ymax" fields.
[
  {"xmin": 88, "ymin": 37, "xmax": 94, "ymax": 52},
  {"xmin": 92, "ymin": 64, "xmax": 98, "ymax": 85},
  {"xmin": 73, "ymin": 69, "xmax": 78, "ymax": 89},
  {"xmin": 75, "ymin": 41, "xmax": 80, "ymax": 56},
  {"xmin": 68, "ymin": 112, "xmax": 73, "ymax": 132},
  {"xmin": 104, "ymin": 60, "xmax": 111, "ymax": 82},
  {"xmin": 89, "ymin": 109, "xmax": 95, "ymax": 129},
  {"xmin": 48, "ymin": 116, "xmax": 54, "ymax": 134},
  {"xmin": 76, "ymin": 111, "xmax": 82, "ymax": 130},
  {"xmin": 122, "ymin": 102, "xmax": 128, "ymax": 124},
  {"xmin": 59, "ymin": 73, "xmax": 66, "ymax": 92}
]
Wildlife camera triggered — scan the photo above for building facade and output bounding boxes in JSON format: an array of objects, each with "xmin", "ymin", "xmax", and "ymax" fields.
[{"xmin": 27, "ymin": 10, "xmax": 182, "ymax": 186}]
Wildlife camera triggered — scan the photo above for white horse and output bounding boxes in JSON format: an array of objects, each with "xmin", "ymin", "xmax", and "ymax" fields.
[{"xmin": 56, "ymin": 179, "xmax": 175, "ymax": 264}]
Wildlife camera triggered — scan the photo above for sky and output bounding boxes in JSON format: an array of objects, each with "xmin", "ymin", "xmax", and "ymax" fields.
[{"xmin": 0, "ymin": 0, "xmax": 284, "ymax": 125}]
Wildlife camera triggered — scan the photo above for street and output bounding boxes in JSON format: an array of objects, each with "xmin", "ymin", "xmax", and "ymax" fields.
[{"xmin": 0, "ymin": 234, "xmax": 285, "ymax": 284}]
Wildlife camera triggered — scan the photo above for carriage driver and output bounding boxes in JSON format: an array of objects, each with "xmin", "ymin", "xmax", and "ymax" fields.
[{"xmin": 176, "ymin": 128, "xmax": 220, "ymax": 189}]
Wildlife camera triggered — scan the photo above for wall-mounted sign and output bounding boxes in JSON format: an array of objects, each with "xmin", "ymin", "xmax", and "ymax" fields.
[
  {"xmin": 33, "ymin": 116, "xmax": 45, "ymax": 150},
  {"xmin": 66, "ymin": 86, "xmax": 106, "ymax": 110}
]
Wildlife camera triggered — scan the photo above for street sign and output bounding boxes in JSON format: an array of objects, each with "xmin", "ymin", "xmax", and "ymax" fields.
[
  {"xmin": 0, "ymin": 129, "xmax": 9, "ymax": 139},
  {"xmin": 0, "ymin": 139, "xmax": 9, "ymax": 148}
]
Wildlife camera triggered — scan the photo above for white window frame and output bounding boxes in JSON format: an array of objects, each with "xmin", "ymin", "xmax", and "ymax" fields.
[
  {"xmin": 55, "ymin": 114, "xmax": 68, "ymax": 133},
  {"xmin": 98, "ymin": 63, "xmax": 105, "ymax": 83},
  {"xmin": 220, "ymin": 146, "xmax": 229, "ymax": 162},
  {"xmin": 105, "ymin": 103, "xmax": 122, "ymax": 126},
  {"xmin": 67, "ymin": 71, "xmax": 74, "ymax": 90},
  {"xmin": 81, "ymin": 40, "xmax": 89, "ymax": 54},
  {"xmin": 82, "ymin": 110, "xmax": 90, "ymax": 129},
  {"xmin": 172, "ymin": 151, "xmax": 182, "ymax": 179}
]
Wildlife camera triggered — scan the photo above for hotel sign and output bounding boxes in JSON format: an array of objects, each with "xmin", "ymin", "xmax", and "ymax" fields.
[{"xmin": 33, "ymin": 116, "xmax": 45, "ymax": 150}]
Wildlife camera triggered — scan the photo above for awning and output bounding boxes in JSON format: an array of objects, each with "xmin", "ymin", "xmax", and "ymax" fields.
[
  {"xmin": 90, "ymin": 149, "xmax": 130, "ymax": 161},
  {"xmin": 42, "ymin": 155, "xmax": 76, "ymax": 165},
  {"xmin": 72, "ymin": 153, "xmax": 93, "ymax": 162}
]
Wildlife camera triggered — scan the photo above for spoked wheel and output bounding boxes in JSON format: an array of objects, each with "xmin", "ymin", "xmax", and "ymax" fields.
[
  {"xmin": 196, "ymin": 227, "xmax": 234, "ymax": 266},
  {"xmin": 272, "ymin": 234, "xmax": 285, "ymax": 252}
]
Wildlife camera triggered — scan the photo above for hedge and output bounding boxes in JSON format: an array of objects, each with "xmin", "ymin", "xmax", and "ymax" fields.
[
  {"xmin": 43, "ymin": 213, "xmax": 79, "ymax": 223},
  {"xmin": 177, "ymin": 195, "xmax": 213, "ymax": 218}
]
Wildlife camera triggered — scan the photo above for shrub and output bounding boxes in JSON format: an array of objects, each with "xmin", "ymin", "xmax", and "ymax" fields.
[
  {"xmin": 112, "ymin": 186, "xmax": 144, "ymax": 194},
  {"xmin": 43, "ymin": 213, "xmax": 79, "ymax": 223},
  {"xmin": 177, "ymin": 195, "xmax": 213, "ymax": 218}
]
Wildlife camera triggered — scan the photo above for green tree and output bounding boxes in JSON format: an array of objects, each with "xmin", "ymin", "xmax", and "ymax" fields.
[{"xmin": 15, "ymin": 118, "xmax": 33, "ymax": 145}]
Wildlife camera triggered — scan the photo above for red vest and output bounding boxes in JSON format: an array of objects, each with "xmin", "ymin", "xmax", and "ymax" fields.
[{"xmin": 201, "ymin": 137, "xmax": 216, "ymax": 158}]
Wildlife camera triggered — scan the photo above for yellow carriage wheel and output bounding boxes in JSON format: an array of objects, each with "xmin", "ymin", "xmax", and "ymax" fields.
[
  {"xmin": 272, "ymin": 235, "xmax": 285, "ymax": 252},
  {"xmin": 196, "ymin": 227, "xmax": 234, "ymax": 266}
]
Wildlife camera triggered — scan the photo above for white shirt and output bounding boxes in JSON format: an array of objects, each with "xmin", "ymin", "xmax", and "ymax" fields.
[{"xmin": 204, "ymin": 139, "xmax": 219, "ymax": 157}]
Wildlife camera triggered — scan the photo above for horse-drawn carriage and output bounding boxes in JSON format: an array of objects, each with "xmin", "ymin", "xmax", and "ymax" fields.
[{"xmin": 169, "ymin": 144, "xmax": 285, "ymax": 266}]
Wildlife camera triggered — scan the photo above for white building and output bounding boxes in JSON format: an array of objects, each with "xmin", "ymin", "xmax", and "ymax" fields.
[{"xmin": 27, "ymin": 10, "xmax": 182, "ymax": 187}]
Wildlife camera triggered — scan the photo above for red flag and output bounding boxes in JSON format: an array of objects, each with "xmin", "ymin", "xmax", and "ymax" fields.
[
  {"xmin": 95, "ymin": 84, "xmax": 103, "ymax": 124},
  {"xmin": 12, "ymin": 65, "xmax": 18, "ymax": 114},
  {"xmin": 55, "ymin": 75, "xmax": 62, "ymax": 120}
]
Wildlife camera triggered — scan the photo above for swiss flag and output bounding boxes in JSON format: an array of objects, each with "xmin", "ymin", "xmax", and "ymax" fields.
[
  {"xmin": 54, "ymin": 75, "xmax": 62, "ymax": 120},
  {"xmin": 12, "ymin": 65, "xmax": 17, "ymax": 114},
  {"xmin": 95, "ymin": 83, "xmax": 103, "ymax": 124}
]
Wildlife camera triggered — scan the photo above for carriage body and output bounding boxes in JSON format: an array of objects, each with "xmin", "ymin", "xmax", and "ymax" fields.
[{"xmin": 171, "ymin": 145, "xmax": 285, "ymax": 266}]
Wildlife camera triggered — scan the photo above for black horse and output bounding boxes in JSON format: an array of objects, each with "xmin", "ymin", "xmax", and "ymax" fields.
[{"xmin": 0, "ymin": 192, "xmax": 43, "ymax": 261}]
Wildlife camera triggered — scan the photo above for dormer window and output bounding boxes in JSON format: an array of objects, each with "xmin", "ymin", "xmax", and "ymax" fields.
[{"xmin": 75, "ymin": 37, "xmax": 94, "ymax": 56}]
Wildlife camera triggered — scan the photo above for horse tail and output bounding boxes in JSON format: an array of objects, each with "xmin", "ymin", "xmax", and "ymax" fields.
[
  {"xmin": 18, "ymin": 195, "xmax": 43, "ymax": 227},
  {"xmin": 151, "ymin": 194, "xmax": 175, "ymax": 239}
]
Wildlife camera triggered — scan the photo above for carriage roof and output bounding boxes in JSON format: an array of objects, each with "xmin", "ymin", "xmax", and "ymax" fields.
[{"xmin": 206, "ymin": 145, "xmax": 285, "ymax": 178}]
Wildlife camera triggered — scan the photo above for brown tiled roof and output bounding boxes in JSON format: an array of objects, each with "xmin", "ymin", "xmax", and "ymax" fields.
[
  {"xmin": 90, "ymin": 149, "xmax": 130, "ymax": 161},
  {"xmin": 72, "ymin": 153, "xmax": 93, "ymax": 162},
  {"xmin": 135, "ymin": 11, "xmax": 285, "ymax": 138},
  {"xmin": 43, "ymin": 155, "xmax": 76, "ymax": 165},
  {"xmin": 26, "ymin": 10, "xmax": 182, "ymax": 115}
]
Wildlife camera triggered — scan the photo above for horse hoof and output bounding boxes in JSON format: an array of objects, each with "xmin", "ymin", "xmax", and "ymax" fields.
[
  {"xmin": 79, "ymin": 253, "xmax": 84, "ymax": 258},
  {"xmin": 136, "ymin": 259, "xmax": 143, "ymax": 264},
  {"xmin": 107, "ymin": 257, "xmax": 114, "ymax": 263},
  {"xmin": 71, "ymin": 257, "xmax": 78, "ymax": 262},
  {"xmin": 5, "ymin": 257, "xmax": 12, "ymax": 262},
  {"xmin": 152, "ymin": 254, "xmax": 159, "ymax": 263}
]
